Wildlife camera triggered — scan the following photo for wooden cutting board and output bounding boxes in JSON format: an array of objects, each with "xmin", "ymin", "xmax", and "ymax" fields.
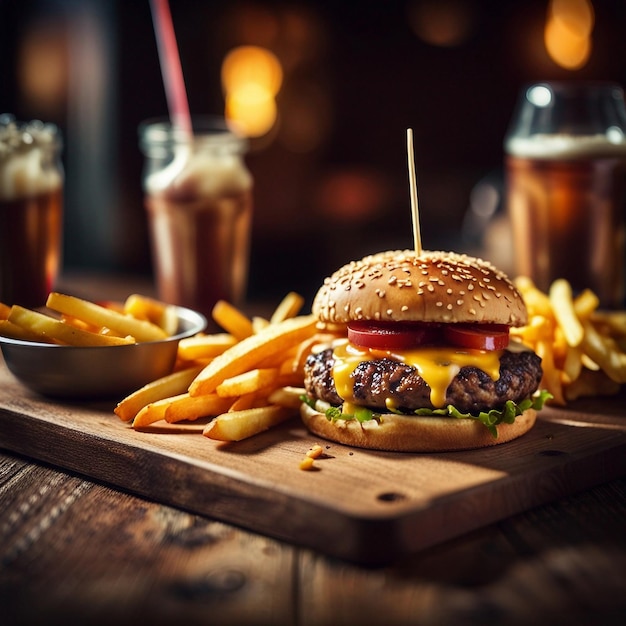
[{"xmin": 1, "ymin": 359, "xmax": 625, "ymax": 565}]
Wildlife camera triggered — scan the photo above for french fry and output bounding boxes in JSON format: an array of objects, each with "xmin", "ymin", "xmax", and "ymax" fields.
[
  {"xmin": 267, "ymin": 386, "xmax": 306, "ymax": 410},
  {"xmin": 164, "ymin": 392, "xmax": 232, "ymax": 423},
  {"xmin": 189, "ymin": 315, "xmax": 316, "ymax": 396},
  {"xmin": 132, "ymin": 397, "xmax": 175, "ymax": 427},
  {"xmin": 59, "ymin": 313, "xmax": 108, "ymax": 335},
  {"xmin": 8, "ymin": 305, "xmax": 134, "ymax": 346},
  {"xmin": 228, "ymin": 393, "xmax": 264, "ymax": 412},
  {"xmin": 580, "ymin": 321, "xmax": 626, "ymax": 383},
  {"xmin": 549, "ymin": 279, "xmax": 584, "ymax": 347},
  {"xmin": 211, "ymin": 300, "xmax": 253, "ymax": 340},
  {"xmin": 573, "ymin": 288, "xmax": 600, "ymax": 320},
  {"xmin": 124, "ymin": 293, "xmax": 178, "ymax": 335},
  {"xmin": 0, "ymin": 302, "xmax": 11, "ymax": 319},
  {"xmin": 252, "ymin": 316, "xmax": 270, "ymax": 333},
  {"xmin": 270, "ymin": 291, "xmax": 305, "ymax": 324},
  {"xmin": 562, "ymin": 344, "xmax": 583, "ymax": 384},
  {"xmin": 177, "ymin": 333, "xmax": 237, "ymax": 361},
  {"xmin": 46, "ymin": 292, "xmax": 168, "ymax": 342},
  {"xmin": 535, "ymin": 337, "xmax": 565, "ymax": 404},
  {"xmin": 515, "ymin": 276, "xmax": 553, "ymax": 317},
  {"xmin": 0, "ymin": 319, "xmax": 44, "ymax": 342},
  {"xmin": 203, "ymin": 406, "xmax": 294, "ymax": 441},
  {"xmin": 115, "ymin": 365, "xmax": 204, "ymax": 422},
  {"xmin": 216, "ymin": 368, "xmax": 279, "ymax": 398}
]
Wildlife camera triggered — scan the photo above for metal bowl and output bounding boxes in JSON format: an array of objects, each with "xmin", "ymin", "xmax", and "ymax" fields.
[{"xmin": 0, "ymin": 305, "xmax": 206, "ymax": 400}]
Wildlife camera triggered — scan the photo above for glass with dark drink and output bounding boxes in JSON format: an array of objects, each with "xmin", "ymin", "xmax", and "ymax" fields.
[
  {"xmin": 0, "ymin": 116, "xmax": 63, "ymax": 308},
  {"xmin": 505, "ymin": 83, "xmax": 626, "ymax": 308},
  {"xmin": 139, "ymin": 118, "xmax": 253, "ymax": 318}
]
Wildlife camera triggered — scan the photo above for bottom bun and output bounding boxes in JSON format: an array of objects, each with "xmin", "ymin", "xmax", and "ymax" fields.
[{"xmin": 299, "ymin": 403, "xmax": 537, "ymax": 452}]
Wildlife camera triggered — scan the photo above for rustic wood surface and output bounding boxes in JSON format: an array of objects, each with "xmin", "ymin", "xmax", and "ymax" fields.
[
  {"xmin": 2, "ymin": 275, "xmax": 626, "ymax": 623},
  {"xmin": 1, "ymin": 448, "xmax": 626, "ymax": 625}
]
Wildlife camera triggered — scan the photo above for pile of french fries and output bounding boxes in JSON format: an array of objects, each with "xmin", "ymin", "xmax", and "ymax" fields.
[
  {"xmin": 115, "ymin": 293, "xmax": 329, "ymax": 442},
  {"xmin": 512, "ymin": 277, "xmax": 626, "ymax": 404},
  {"xmin": 0, "ymin": 292, "xmax": 176, "ymax": 345}
]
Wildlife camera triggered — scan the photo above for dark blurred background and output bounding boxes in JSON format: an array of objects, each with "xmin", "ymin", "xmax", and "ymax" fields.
[{"xmin": 1, "ymin": 0, "xmax": 625, "ymax": 304}]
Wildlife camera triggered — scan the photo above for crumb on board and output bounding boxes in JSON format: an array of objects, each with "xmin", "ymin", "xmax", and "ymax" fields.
[
  {"xmin": 306, "ymin": 444, "xmax": 323, "ymax": 459},
  {"xmin": 299, "ymin": 444, "xmax": 325, "ymax": 470},
  {"xmin": 299, "ymin": 456, "xmax": 315, "ymax": 471}
]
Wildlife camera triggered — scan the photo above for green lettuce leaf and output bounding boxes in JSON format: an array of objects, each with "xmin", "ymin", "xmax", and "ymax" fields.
[
  {"xmin": 301, "ymin": 390, "xmax": 552, "ymax": 438},
  {"xmin": 411, "ymin": 389, "xmax": 553, "ymax": 437}
]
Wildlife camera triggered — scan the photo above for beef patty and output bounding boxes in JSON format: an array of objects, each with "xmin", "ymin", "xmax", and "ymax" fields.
[{"xmin": 304, "ymin": 348, "xmax": 543, "ymax": 414}]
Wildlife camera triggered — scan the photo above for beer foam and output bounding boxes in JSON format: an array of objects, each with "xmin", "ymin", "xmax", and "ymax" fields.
[
  {"xmin": 146, "ymin": 148, "xmax": 252, "ymax": 200},
  {"xmin": 0, "ymin": 119, "xmax": 62, "ymax": 200},
  {"xmin": 506, "ymin": 133, "xmax": 626, "ymax": 159}
]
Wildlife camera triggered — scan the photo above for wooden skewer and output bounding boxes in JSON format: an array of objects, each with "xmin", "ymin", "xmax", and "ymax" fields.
[{"xmin": 407, "ymin": 128, "xmax": 422, "ymax": 256}]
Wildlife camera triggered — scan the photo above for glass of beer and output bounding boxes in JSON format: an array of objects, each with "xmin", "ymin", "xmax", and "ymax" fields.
[
  {"xmin": 0, "ymin": 115, "xmax": 64, "ymax": 308},
  {"xmin": 504, "ymin": 82, "xmax": 626, "ymax": 308},
  {"xmin": 139, "ymin": 118, "xmax": 253, "ymax": 318}
]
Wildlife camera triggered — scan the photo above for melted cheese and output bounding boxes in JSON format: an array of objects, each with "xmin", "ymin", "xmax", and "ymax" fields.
[{"xmin": 332, "ymin": 340, "xmax": 503, "ymax": 408}]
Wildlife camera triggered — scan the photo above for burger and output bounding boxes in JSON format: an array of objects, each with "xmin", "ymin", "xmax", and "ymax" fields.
[{"xmin": 300, "ymin": 250, "xmax": 550, "ymax": 452}]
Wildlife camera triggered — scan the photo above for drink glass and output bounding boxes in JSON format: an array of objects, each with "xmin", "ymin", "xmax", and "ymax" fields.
[
  {"xmin": 504, "ymin": 82, "xmax": 626, "ymax": 308},
  {"xmin": 0, "ymin": 115, "xmax": 64, "ymax": 308},
  {"xmin": 139, "ymin": 118, "xmax": 253, "ymax": 317}
]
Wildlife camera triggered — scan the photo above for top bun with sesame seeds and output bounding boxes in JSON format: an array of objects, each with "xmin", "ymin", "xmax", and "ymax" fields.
[
  {"xmin": 312, "ymin": 249, "xmax": 527, "ymax": 327},
  {"xmin": 300, "ymin": 250, "xmax": 547, "ymax": 452}
]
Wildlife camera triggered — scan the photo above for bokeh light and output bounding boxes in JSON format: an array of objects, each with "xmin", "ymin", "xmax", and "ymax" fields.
[
  {"xmin": 221, "ymin": 45, "xmax": 283, "ymax": 137},
  {"xmin": 545, "ymin": 0, "xmax": 594, "ymax": 69}
]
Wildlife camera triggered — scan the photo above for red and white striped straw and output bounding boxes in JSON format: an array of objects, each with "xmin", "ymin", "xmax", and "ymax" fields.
[{"xmin": 149, "ymin": 0, "xmax": 193, "ymax": 136}]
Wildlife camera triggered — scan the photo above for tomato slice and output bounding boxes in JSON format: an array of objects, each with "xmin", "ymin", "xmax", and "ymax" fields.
[
  {"xmin": 347, "ymin": 321, "xmax": 441, "ymax": 350},
  {"xmin": 347, "ymin": 321, "xmax": 510, "ymax": 351},
  {"xmin": 443, "ymin": 323, "xmax": 510, "ymax": 351}
]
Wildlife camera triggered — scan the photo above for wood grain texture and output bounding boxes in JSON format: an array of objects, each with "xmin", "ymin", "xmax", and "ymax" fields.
[
  {"xmin": 1, "ymin": 359, "xmax": 626, "ymax": 565},
  {"xmin": 1, "ymin": 451, "xmax": 626, "ymax": 625}
]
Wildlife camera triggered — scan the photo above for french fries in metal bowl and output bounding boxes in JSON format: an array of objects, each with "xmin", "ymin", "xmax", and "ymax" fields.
[
  {"xmin": 0, "ymin": 293, "xmax": 206, "ymax": 399},
  {"xmin": 116, "ymin": 292, "xmax": 327, "ymax": 442},
  {"xmin": 512, "ymin": 277, "xmax": 626, "ymax": 405}
]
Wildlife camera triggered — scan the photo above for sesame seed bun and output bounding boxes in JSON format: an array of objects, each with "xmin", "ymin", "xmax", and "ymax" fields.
[
  {"xmin": 300, "ymin": 403, "xmax": 537, "ymax": 452},
  {"xmin": 312, "ymin": 249, "xmax": 527, "ymax": 327}
]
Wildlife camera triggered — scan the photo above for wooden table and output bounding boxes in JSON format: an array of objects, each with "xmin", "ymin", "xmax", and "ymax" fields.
[
  {"xmin": 2, "ymin": 450, "xmax": 626, "ymax": 626},
  {"xmin": 2, "ymin": 275, "xmax": 626, "ymax": 625}
]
